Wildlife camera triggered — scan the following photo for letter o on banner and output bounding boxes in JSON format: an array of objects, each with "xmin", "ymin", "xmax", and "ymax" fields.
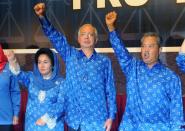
[{"xmin": 177, "ymin": 0, "xmax": 185, "ymax": 3}]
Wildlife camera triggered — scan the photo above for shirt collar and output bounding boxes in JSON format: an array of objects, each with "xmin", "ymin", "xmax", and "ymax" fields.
[
  {"xmin": 78, "ymin": 49, "xmax": 97, "ymax": 60},
  {"xmin": 142, "ymin": 60, "xmax": 162, "ymax": 70}
]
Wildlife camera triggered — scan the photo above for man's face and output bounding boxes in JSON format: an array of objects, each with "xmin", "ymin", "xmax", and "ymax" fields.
[
  {"xmin": 78, "ymin": 24, "xmax": 97, "ymax": 49},
  {"xmin": 141, "ymin": 36, "xmax": 160, "ymax": 68}
]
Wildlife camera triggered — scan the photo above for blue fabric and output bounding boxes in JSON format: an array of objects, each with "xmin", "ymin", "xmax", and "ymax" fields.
[
  {"xmin": 17, "ymin": 51, "xmax": 65, "ymax": 131},
  {"xmin": 176, "ymin": 53, "xmax": 185, "ymax": 129},
  {"xmin": 109, "ymin": 31, "xmax": 184, "ymax": 131},
  {"xmin": 40, "ymin": 17, "xmax": 117, "ymax": 130},
  {"xmin": 0, "ymin": 64, "xmax": 20, "ymax": 125},
  {"xmin": 176, "ymin": 53, "xmax": 185, "ymax": 73}
]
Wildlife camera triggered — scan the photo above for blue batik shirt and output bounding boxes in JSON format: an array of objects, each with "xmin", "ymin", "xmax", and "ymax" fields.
[
  {"xmin": 176, "ymin": 53, "xmax": 185, "ymax": 73},
  {"xmin": 109, "ymin": 31, "xmax": 184, "ymax": 131},
  {"xmin": 40, "ymin": 17, "xmax": 117, "ymax": 130},
  {"xmin": 0, "ymin": 64, "xmax": 20, "ymax": 125},
  {"xmin": 10, "ymin": 51, "xmax": 65, "ymax": 131}
]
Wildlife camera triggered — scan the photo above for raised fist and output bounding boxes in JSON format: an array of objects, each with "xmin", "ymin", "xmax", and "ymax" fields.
[
  {"xmin": 34, "ymin": 3, "xmax": 46, "ymax": 18},
  {"xmin": 4, "ymin": 50, "xmax": 16, "ymax": 62},
  {"xmin": 105, "ymin": 11, "xmax": 117, "ymax": 31}
]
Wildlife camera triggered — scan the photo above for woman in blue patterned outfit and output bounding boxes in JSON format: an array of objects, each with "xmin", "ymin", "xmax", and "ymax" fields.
[
  {"xmin": 0, "ymin": 44, "xmax": 20, "ymax": 131},
  {"xmin": 6, "ymin": 48, "xmax": 65, "ymax": 131}
]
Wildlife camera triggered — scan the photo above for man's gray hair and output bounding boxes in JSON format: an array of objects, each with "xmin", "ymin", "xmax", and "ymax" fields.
[
  {"xmin": 141, "ymin": 32, "xmax": 161, "ymax": 47},
  {"xmin": 78, "ymin": 24, "xmax": 98, "ymax": 39}
]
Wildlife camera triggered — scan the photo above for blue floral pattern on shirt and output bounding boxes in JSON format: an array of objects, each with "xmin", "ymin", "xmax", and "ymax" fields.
[
  {"xmin": 176, "ymin": 53, "xmax": 185, "ymax": 73},
  {"xmin": 40, "ymin": 17, "xmax": 117, "ymax": 130},
  {"xmin": 0, "ymin": 64, "xmax": 20, "ymax": 125},
  {"xmin": 109, "ymin": 31, "xmax": 184, "ymax": 131},
  {"xmin": 18, "ymin": 71, "xmax": 64, "ymax": 131}
]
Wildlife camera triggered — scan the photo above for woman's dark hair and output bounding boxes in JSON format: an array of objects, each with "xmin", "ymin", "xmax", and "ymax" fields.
[{"xmin": 35, "ymin": 48, "xmax": 54, "ymax": 67}]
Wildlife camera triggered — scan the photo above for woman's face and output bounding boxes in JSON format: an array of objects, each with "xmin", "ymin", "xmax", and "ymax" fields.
[{"xmin": 37, "ymin": 54, "xmax": 52, "ymax": 76}]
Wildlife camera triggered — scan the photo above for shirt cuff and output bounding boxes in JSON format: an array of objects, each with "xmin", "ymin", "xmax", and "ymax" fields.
[
  {"xmin": 170, "ymin": 122, "xmax": 184, "ymax": 130},
  {"xmin": 13, "ymin": 109, "xmax": 20, "ymax": 117},
  {"xmin": 109, "ymin": 113, "xmax": 116, "ymax": 120},
  {"xmin": 9, "ymin": 62, "xmax": 20, "ymax": 75},
  {"xmin": 179, "ymin": 52, "xmax": 185, "ymax": 55},
  {"xmin": 39, "ymin": 16, "xmax": 50, "ymax": 28},
  {"xmin": 41, "ymin": 113, "xmax": 56, "ymax": 129}
]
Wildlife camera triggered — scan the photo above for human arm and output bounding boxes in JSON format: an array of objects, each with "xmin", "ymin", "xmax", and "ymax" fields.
[
  {"xmin": 10, "ymin": 73, "xmax": 20, "ymax": 125},
  {"xmin": 169, "ymin": 76, "xmax": 184, "ymax": 130},
  {"xmin": 36, "ymin": 82, "xmax": 66, "ymax": 129},
  {"xmin": 176, "ymin": 40, "xmax": 185, "ymax": 72},
  {"xmin": 104, "ymin": 59, "xmax": 117, "ymax": 131},
  {"xmin": 5, "ymin": 50, "xmax": 31, "ymax": 87},
  {"xmin": 34, "ymin": 3, "xmax": 73, "ymax": 62},
  {"xmin": 105, "ymin": 11, "xmax": 135, "ymax": 74}
]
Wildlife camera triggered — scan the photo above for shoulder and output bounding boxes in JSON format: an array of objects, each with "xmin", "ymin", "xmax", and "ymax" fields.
[
  {"xmin": 161, "ymin": 64, "xmax": 180, "ymax": 80},
  {"xmin": 96, "ymin": 53, "xmax": 111, "ymax": 62},
  {"xmin": 3, "ymin": 63, "xmax": 13, "ymax": 75},
  {"xmin": 55, "ymin": 76, "xmax": 65, "ymax": 84},
  {"xmin": 0, "ymin": 64, "xmax": 11, "ymax": 78},
  {"xmin": 176, "ymin": 53, "xmax": 185, "ymax": 61}
]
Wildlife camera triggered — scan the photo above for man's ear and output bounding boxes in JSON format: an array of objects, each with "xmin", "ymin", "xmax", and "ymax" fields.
[
  {"xmin": 77, "ymin": 36, "xmax": 80, "ymax": 45},
  {"xmin": 95, "ymin": 37, "xmax": 98, "ymax": 45},
  {"xmin": 159, "ymin": 47, "xmax": 162, "ymax": 54}
]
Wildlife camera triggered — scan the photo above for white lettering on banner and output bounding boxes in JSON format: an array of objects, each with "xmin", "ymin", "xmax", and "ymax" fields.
[
  {"xmin": 177, "ymin": 0, "xmax": 185, "ymax": 3},
  {"xmin": 125, "ymin": 0, "xmax": 148, "ymax": 6},
  {"xmin": 73, "ymin": 0, "xmax": 185, "ymax": 10},
  {"xmin": 73, "ymin": 0, "xmax": 81, "ymax": 10},
  {"xmin": 97, "ymin": 0, "xmax": 122, "ymax": 8}
]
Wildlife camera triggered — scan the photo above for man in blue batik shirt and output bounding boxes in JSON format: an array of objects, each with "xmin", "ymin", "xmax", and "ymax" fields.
[
  {"xmin": 105, "ymin": 11, "xmax": 184, "ymax": 131},
  {"xmin": 34, "ymin": 3, "xmax": 117, "ymax": 131}
]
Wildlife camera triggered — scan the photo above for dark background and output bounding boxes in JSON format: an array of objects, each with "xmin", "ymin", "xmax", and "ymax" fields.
[
  {"xmin": 0, "ymin": 0, "xmax": 185, "ymax": 48},
  {"xmin": 0, "ymin": 0, "xmax": 185, "ymax": 94}
]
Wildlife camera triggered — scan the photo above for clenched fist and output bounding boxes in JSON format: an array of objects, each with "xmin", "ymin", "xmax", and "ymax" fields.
[
  {"xmin": 4, "ymin": 50, "xmax": 16, "ymax": 62},
  {"xmin": 34, "ymin": 3, "xmax": 46, "ymax": 18},
  {"xmin": 105, "ymin": 11, "xmax": 117, "ymax": 32}
]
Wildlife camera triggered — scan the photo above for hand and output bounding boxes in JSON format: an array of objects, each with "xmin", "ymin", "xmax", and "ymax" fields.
[
  {"xmin": 180, "ymin": 39, "xmax": 185, "ymax": 53},
  {"xmin": 4, "ymin": 50, "xmax": 16, "ymax": 62},
  {"xmin": 105, "ymin": 11, "xmax": 117, "ymax": 32},
  {"xmin": 35, "ymin": 118, "xmax": 46, "ymax": 126},
  {"xmin": 13, "ymin": 116, "xmax": 19, "ymax": 125},
  {"xmin": 34, "ymin": 3, "xmax": 46, "ymax": 18},
  {"xmin": 104, "ymin": 118, "xmax": 113, "ymax": 131}
]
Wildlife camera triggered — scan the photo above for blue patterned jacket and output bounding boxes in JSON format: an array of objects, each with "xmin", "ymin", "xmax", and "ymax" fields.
[
  {"xmin": 176, "ymin": 53, "xmax": 185, "ymax": 73},
  {"xmin": 0, "ymin": 64, "xmax": 20, "ymax": 125},
  {"xmin": 109, "ymin": 31, "xmax": 184, "ymax": 131},
  {"xmin": 40, "ymin": 17, "xmax": 117, "ymax": 130}
]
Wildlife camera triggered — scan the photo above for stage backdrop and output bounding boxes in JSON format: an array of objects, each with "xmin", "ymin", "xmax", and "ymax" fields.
[
  {"xmin": 0, "ymin": 0, "xmax": 185, "ymax": 48},
  {"xmin": 0, "ymin": 0, "xmax": 185, "ymax": 93}
]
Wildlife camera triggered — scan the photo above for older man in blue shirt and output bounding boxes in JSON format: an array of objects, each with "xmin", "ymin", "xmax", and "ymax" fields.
[
  {"xmin": 34, "ymin": 3, "xmax": 117, "ymax": 131},
  {"xmin": 106, "ymin": 11, "xmax": 184, "ymax": 131}
]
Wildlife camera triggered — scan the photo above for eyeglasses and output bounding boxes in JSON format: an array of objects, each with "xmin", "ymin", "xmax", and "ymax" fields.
[{"xmin": 79, "ymin": 32, "xmax": 95, "ymax": 37}]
